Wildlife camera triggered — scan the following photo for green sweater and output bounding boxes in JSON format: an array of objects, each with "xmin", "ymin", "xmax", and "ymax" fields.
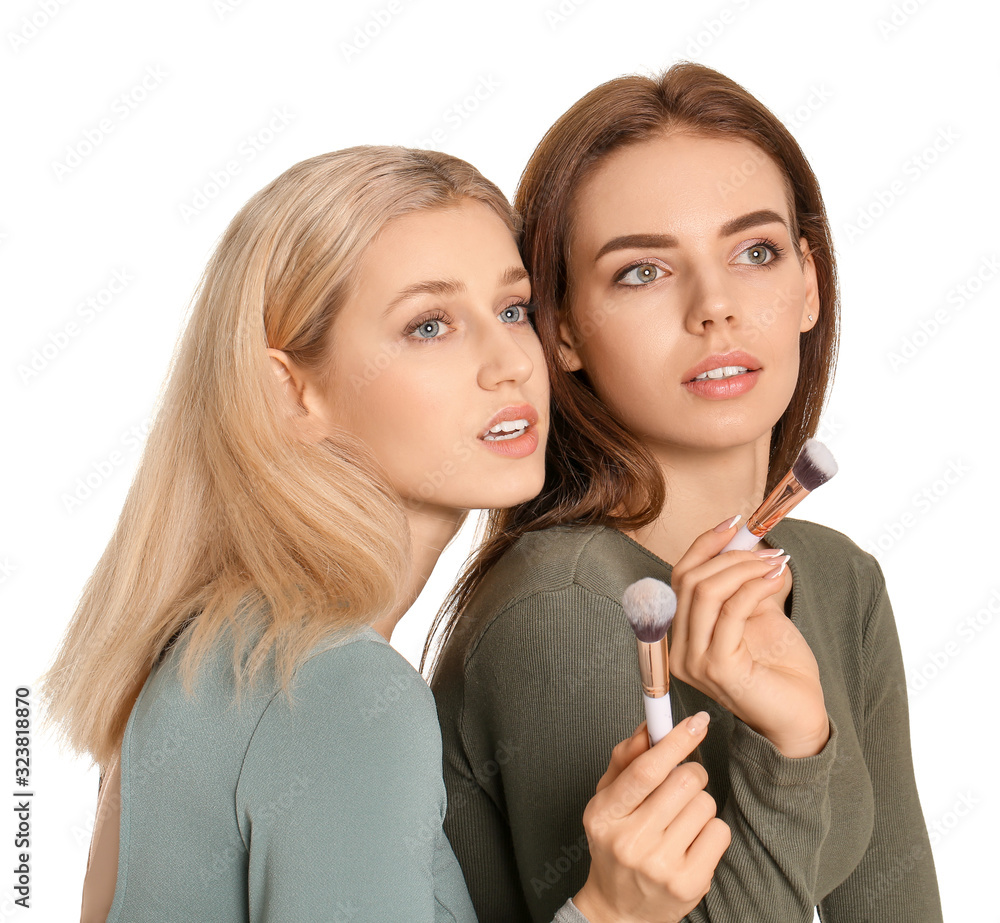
[
  {"xmin": 430, "ymin": 518, "xmax": 943, "ymax": 922},
  {"xmin": 104, "ymin": 622, "xmax": 589, "ymax": 922}
]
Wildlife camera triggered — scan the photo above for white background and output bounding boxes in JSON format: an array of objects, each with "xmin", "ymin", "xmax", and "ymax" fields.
[{"xmin": 2, "ymin": 0, "xmax": 998, "ymax": 919}]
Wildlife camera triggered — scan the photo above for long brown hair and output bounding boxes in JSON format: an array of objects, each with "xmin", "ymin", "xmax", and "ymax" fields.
[
  {"xmin": 41, "ymin": 146, "xmax": 516, "ymax": 769},
  {"xmin": 422, "ymin": 62, "xmax": 840, "ymax": 674}
]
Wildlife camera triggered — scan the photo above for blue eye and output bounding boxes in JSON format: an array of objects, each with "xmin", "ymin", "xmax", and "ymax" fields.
[
  {"xmin": 405, "ymin": 311, "xmax": 449, "ymax": 340},
  {"xmin": 501, "ymin": 301, "xmax": 536, "ymax": 323},
  {"xmin": 617, "ymin": 263, "xmax": 664, "ymax": 286}
]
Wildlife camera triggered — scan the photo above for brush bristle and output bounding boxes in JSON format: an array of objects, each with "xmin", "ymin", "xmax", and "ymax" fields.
[
  {"xmin": 792, "ymin": 438, "xmax": 839, "ymax": 492},
  {"xmin": 622, "ymin": 578, "xmax": 676, "ymax": 643}
]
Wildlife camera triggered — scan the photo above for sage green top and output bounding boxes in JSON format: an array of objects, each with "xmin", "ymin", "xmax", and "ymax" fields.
[
  {"xmin": 431, "ymin": 518, "xmax": 943, "ymax": 922},
  {"xmin": 104, "ymin": 622, "xmax": 589, "ymax": 923}
]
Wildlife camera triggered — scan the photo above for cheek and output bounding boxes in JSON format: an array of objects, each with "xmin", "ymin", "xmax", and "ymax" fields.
[{"xmin": 741, "ymin": 277, "xmax": 807, "ymax": 347}]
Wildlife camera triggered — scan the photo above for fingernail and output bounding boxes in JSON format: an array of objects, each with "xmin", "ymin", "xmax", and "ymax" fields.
[
  {"xmin": 688, "ymin": 711, "xmax": 711, "ymax": 734},
  {"xmin": 765, "ymin": 554, "xmax": 790, "ymax": 579},
  {"xmin": 754, "ymin": 548, "xmax": 784, "ymax": 558},
  {"xmin": 714, "ymin": 514, "xmax": 741, "ymax": 532}
]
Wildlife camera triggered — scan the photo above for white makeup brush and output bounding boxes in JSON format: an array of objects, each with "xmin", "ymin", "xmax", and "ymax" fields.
[
  {"xmin": 622, "ymin": 578, "xmax": 677, "ymax": 745},
  {"xmin": 721, "ymin": 438, "xmax": 839, "ymax": 553}
]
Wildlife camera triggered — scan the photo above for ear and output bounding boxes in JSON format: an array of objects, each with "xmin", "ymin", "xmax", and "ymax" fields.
[
  {"xmin": 266, "ymin": 348, "xmax": 331, "ymax": 441},
  {"xmin": 798, "ymin": 237, "xmax": 820, "ymax": 332},
  {"xmin": 557, "ymin": 314, "xmax": 584, "ymax": 372}
]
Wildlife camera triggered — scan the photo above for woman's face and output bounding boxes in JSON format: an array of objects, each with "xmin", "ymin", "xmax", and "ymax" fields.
[
  {"xmin": 296, "ymin": 199, "xmax": 548, "ymax": 513},
  {"xmin": 561, "ymin": 131, "xmax": 819, "ymax": 455}
]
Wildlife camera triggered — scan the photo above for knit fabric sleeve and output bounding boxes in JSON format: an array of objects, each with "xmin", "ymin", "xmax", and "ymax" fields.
[
  {"xmin": 816, "ymin": 562, "xmax": 943, "ymax": 921},
  {"xmin": 236, "ymin": 637, "xmax": 477, "ymax": 923},
  {"xmin": 433, "ymin": 582, "xmax": 841, "ymax": 923}
]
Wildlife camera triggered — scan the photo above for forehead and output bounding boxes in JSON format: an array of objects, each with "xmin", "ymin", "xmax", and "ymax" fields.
[
  {"xmin": 570, "ymin": 132, "xmax": 793, "ymax": 248},
  {"xmin": 361, "ymin": 199, "xmax": 517, "ymax": 274}
]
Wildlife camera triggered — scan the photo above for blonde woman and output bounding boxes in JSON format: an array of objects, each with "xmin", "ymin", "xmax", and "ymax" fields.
[{"xmin": 42, "ymin": 147, "xmax": 730, "ymax": 923}]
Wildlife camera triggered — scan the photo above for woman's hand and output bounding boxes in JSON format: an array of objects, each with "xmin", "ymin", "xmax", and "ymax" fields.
[
  {"xmin": 668, "ymin": 517, "xmax": 830, "ymax": 758},
  {"xmin": 573, "ymin": 713, "xmax": 731, "ymax": 923}
]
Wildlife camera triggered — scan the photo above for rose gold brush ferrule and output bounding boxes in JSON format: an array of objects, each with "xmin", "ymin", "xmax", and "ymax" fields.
[
  {"xmin": 635, "ymin": 638, "xmax": 669, "ymax": 698},
  {"xmin": 745, "ymin": 468, "xmax": 810, "ymax": 537}
]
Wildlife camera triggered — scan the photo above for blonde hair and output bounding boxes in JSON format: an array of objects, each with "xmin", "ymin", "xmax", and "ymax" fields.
[{"xmin": 41, "ymin": 146, "xmax": 517, "ymax": 769}]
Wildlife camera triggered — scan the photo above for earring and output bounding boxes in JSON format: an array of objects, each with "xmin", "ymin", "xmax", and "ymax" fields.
[{"xmin": 808, "ymin": 314, "xmax": 814, "ymax": 321}]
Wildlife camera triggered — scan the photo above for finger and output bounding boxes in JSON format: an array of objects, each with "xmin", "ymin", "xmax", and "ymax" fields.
[
  {"xmin": 670, "ymin": 515, "xmax": 745, "ymax": 585},
  {"xmin": 595, "ymin": 723, "xmax": 650, "ymax": 794},
  {"xmin": 658, "ymin": 788, "xmax": 719, "ymax": 851},
  {"xmin": 593, "ymin": 712, "xmax": 710, "ymax": 819},
  {"xmin": 627, "ymin": 759, "xmax": 711, "ymax": 838},
  {"xmin": 709, "ymin": 567, "xmax": 790, "ymax": 657},
  {"xmin": 671, "ymin": 548, "xmax": 781, "ymax": 653},
  {"xmin": 681, "ymin": 559, "xmax": 786, "ymax": 655},
  {"xmin": 683, "ymin": 816, "xmax": 732, "ymax": 869}
]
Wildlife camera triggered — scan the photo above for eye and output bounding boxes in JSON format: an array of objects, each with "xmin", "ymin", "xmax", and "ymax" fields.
[
  {"xmin": 500, "ymin": 301, "xmax": 536, "ymax": 324},
  {"xmin": 617, "ymin": 262, "xmax": 665, "ymax": 286},
  {"xmin": 404, "ymin": 310, "xmax": 450, "ymax": 341},
  {"xmin": 735, "ymin": 240, "xmax": 783, "ymax": 267}
]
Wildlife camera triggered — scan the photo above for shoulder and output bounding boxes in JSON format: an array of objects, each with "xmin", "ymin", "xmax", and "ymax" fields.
[
  {"xmin": 244, "ymin": 629, "xmax": 441, "ymax": 775},
  {"xmin": 775, "ymin": 517, "xmax": 888, "ymax": 604},
  {"xmin": 234, "ymin": 631, "xmax": 449, "ymax": 861},
  {"xmin": 437, "ymin": 524, "xmax": 658, "ymax": 680}
]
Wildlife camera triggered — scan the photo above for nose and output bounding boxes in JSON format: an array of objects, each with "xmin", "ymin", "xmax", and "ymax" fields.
[
  {"xmin": 475, "ymin": 314, "xmax": 537, "ymax": 390},
  {"xmin": 683, "ymin": 263, "xmax": 741, "ymax": 334}
]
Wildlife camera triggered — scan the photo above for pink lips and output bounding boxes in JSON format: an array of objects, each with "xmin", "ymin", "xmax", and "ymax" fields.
[
  {"xmin": 681, "ymin": 350, "xmax": 762, "ymax": 401},
  {"xmin": 478, "ymin": 402, "xmax": 540, "ymax": 458}
]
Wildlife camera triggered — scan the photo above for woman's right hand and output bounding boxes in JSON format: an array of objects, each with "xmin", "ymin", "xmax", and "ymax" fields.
[
  {"xmin": 669, "ymin": 517, "xmax": 829, "ymax": 758},
  {"xmin": 572, "ymin": 712, "xmax": 730, "ymax": 923}
]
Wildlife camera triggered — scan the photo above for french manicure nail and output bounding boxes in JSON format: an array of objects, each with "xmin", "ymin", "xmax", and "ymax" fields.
[
  {"xmin": 714, "ymin": 514, "xmax": 741, "ymax": 532},
  {"xmin": 766, "ymin": 554, "xmax": 790, "ymax": 579},
  {"xmin": 688, "ymin": 711, "xmax": 711, "ymax": 733},
  {"xmin": 754, "ymin": 548, "xmax": 784, "ymax": 558}
]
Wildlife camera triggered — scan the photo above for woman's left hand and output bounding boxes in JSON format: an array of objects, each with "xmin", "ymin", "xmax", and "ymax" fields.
[{"xmin": 668, "ymin": 519, "xmax": 830, "ymax": 758}]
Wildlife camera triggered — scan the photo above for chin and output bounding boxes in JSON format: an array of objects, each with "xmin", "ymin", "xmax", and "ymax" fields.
[{"xmin": 470, "ymin": 470, "xmax": 547, "ymax": 512}]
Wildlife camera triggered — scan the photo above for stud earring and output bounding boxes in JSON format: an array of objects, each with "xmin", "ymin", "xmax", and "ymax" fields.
[{"xmin": 808, "ymin": 314, "xmax": 814, "ymax": 321}]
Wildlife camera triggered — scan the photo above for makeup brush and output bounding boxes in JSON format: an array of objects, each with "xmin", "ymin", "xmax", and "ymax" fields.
[
  {"xmin": 720, "ymin": 438, "xmax": 839, "ymax": 554},
  {"xmin": 622, "ymin": 578, "xmax": 677, "ymax": 745}
]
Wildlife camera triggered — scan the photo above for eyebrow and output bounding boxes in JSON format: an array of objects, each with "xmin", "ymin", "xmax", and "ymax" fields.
[
  {"xmin": 381, "ymin": 265, "xmax": 529, "ymax": 318},
  {"xmin": 594, "ymin": 209, "xmax": 790, "ymax": 261}
]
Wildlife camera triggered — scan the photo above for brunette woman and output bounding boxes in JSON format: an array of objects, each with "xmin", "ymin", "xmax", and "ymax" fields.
[{"xmin": 428, "ymin": 64, "xmax": 942, "ymax": 922}]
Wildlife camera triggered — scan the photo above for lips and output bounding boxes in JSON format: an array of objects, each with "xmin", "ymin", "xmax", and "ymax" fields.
[
  {"xmin": 479, "ymin": 403, "xmax": 539, "ymax": 440},
  {"xmin": 681, "ymin": 350, "xmax": 762, "ymax": 383}
]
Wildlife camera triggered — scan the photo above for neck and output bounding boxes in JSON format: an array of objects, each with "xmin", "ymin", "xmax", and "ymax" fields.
[
  {"xmin": 626, "ymin": 436, "xmax": 771, "ymax": 565},
  {"xmin": 370, "ymin": 500, "xmax": 465, "ymax": 641}
]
